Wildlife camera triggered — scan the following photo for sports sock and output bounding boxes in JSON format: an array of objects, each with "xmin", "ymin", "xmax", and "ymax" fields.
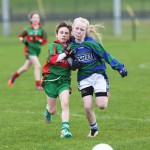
[
  {"xmin": 90, "ymin": 122, "xmax": 98, "ymax": 131},
  {"xmin": 12, "ymin": 72, "xmax": 20, "ymax": 82},
  {"xmin": 61, "ymin": 122, "xmax": 69, "ymax": 131},
  {"xmin": 36, "ymin": 80, "xmax": 41, "ymax": 87},
  {"xmin": 46, "ymin": 104, "xmax": 49, "ymax": 111}
]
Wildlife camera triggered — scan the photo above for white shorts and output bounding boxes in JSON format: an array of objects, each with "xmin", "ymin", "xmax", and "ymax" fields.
[{"xmin": 78, "ymin": 73, "xmax": 109, "ymax": 93}]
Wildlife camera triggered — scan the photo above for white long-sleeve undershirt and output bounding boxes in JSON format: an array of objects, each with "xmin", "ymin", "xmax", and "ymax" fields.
[{"xmin": 56, "ymin": 53, "xmax": 67, "ymax": 62}]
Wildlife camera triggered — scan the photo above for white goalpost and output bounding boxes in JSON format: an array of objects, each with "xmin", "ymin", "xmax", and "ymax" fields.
[
  {"xmin": 113, "ymin": 0, "xmax": 121, "ymax": 35},
  {"xmin": 2, "ymin": 0, "xmax": 10, "ymax": 36}
]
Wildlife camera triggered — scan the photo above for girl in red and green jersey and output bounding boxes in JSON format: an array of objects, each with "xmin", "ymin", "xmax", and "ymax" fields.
[
  {"xmin": 8, "ymin": 12, "xmax": 47, "ymax": 90},
  {"xmin": 42, "ymin": 21, "xmax": 73, "ymax": 138}
]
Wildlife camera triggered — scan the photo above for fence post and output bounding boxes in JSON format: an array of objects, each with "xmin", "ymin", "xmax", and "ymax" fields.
[
  {"xmin": 131, "ymin": 16, "xmax": 136, "ymax": 41},
  {"xmin": 126, "ymin": 5, "xmax": 139, "ymax": 41}
]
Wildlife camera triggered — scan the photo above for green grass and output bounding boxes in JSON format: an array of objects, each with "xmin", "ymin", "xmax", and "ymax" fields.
[{"xmin": 0, "ymin": 31, "xmax": 150, "ymax": 150}]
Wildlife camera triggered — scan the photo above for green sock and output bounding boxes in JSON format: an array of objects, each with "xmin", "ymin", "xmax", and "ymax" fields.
[{"xmin": 61, "ymin": 122, "xmax": 69, "ymax": 131}]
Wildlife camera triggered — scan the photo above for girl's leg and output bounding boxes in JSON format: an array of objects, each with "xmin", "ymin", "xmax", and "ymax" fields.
[
  {"xmin": 95, "ymin": 96, "xmax": 109, "ymax": 109},
  {"xmin": 59, "ymin": 90, "xmax": 72, "ymax": 138},
  {"xmin": 17, "ymin": 59, "xmax": 32, "ymax": 74},
  {"xmin": 82, "ymin": 95, "xmax": 99, "ymax": 137},
  {"xmin": 8, "ymin": 59, "xmax": 32, "ymax": 86},
  {"xmin": 28, "ymin": 55, "xmax": 42, "ymax": 89},
  {"xmin": 82, "ymin": 95, "xmax": 96, "ymax": 124},
  {"xmin": 59, "ymin": 90, "xmax": 70, "ymax": 122},
  {"xmin": 44, "ymin": 95, "xmax": 56, "ymax": 123}
]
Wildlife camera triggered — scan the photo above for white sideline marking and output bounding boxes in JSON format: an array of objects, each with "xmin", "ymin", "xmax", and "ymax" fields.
[
  {"xmin": 139, "ymin": 62, "xmax": 150, "ymax": 69},
  {"xmin": 1, "ymin": 110, "xmax": 150, "ymax": 122}
]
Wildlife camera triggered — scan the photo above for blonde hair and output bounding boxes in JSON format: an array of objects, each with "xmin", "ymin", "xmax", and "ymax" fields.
[{"xmin": 72, "ymin": 17, "xmax": 104, "ymax": 43}]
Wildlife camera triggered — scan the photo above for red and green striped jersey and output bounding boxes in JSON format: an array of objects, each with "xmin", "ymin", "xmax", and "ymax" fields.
[
  {"xmin": 42, "ymin": 40, "xmax": 71, "ymax": 77},
  {"xmin": 18, "ymin": 24, "xmax": 47, "ymax": 50}
]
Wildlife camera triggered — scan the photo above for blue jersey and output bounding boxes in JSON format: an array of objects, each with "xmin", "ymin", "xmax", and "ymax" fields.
[{"xmin": 69, "ymin": 36, "xmax": 124, "ymax": 82}]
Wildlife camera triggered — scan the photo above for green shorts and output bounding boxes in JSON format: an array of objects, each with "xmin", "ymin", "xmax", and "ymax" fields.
[
  {"xmin": 42, "ymin": 74, "xmax": 71, "ymax": 98},
  {"xmin": 26, "ymin": 47, "xmax": 41, "ymax": 59}
]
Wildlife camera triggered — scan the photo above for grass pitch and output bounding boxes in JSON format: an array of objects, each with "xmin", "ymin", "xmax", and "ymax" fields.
[{"xmin": 0, "ymin": 34, "xmax": 150, "ymax": 150}]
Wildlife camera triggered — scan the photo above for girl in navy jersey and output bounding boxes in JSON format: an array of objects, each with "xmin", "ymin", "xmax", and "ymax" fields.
[
  {"xmin": 8, "ymin": 12, "xmax": 47, "ymax": 90},
  {"xmin": 69, "ymin": 17, "xmax": 128, "ymax": 137}
]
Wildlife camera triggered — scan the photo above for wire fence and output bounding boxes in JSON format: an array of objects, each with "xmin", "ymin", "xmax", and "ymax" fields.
[
  {"xmin": 0, "ymin": 0, "xmax": 150, "ymax": 21},
  {"xmin": 0, "ymin": 0, "xmax": 150, "ymax": 40}
]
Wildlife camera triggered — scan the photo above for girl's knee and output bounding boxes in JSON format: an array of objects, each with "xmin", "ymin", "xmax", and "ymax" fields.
[
  {"xmin": 23, "ymin": 66, "xmax": 29, "ymax": 71},
  {"xmin": 96, "ymin": 98, "xmax": 108, "ymax": 109},
  {"xmin": 98, "ymin": 103, "xmax": 108, "ymax": 109},
  {"xmin": 84, "ymin": 105, "xmax": 93, "ymax": 112},
  {"xmin": 49, "ymin": 109, "xmax": 56, "ymax": 115}
]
